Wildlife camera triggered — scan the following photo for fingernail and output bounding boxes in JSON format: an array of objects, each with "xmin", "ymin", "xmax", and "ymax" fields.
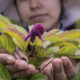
[
  {"xmin": 53, "ymin": 59, "xmax": 61, "ymax": 68},
  {"xmin": 54, "ymin": 62, "xmax": 61, "ymax": 69},
  {"xmin": 61, "ymin": 57, "xmax": 68, "ymax": 66},
  {"xmin": 53, "ymin": 59, "xmax": 62, "ymax": 72},
  {"xmin": 63, "ymin": 60, "xmax": 68, "ymax": 66}
]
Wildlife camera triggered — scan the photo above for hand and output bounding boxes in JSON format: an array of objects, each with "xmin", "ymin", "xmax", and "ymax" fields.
[
  {"xmin": 40, "ymin": 57, "xmax": 80, "ymax": 80},
  {"xmin": 0, "ymin": 48, "xmax": 37, "ymax": 79}
]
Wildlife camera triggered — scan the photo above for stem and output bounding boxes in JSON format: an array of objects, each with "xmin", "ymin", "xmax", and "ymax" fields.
[
  {"xmin": 24, "ymin": 52, "xmax": 29, "ymax": 63},
  {"xmin": 39, "ymin": 57, "xmax": 53, "ymax": 72}
]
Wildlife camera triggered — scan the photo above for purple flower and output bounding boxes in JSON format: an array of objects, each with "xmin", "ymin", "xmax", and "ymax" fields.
[{"xmin": 25, "ymin": 23, "xmax": 46, "ymax": 42}]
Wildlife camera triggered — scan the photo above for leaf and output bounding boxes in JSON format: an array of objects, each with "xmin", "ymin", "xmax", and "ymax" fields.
[
  {"xmin": 72, "ymin": 50, "xmax": 80, "ymax": 59},
  {"xmin": 17, "ymin": 78, "xmax": 29, "ymax": 80},
  {"xmin": 30, "ymin": 73, "xmax": 47, "ymax": 80},
  {"xmin": 13, "ymin": 38, "xmax": 23, "ymax": 51},
  {"xmin": 61, "ymin": 29, "xmax": 80, "ymax": 39},
  {"xmin": 0, "ymin": 15, "xmax": 27, "ymax": 51},
  {"xmin": 53, "ymin": 41, "xmax": 70, "ymax": 47},
  {"xmin": 0, "ymin": 27, "xmax": 25, "ymax": 51},
  {"xmin": 72, "ymin": 66, "xmax": 80, "ymax": 80},
  {"xmin": 44, "ymin": 35, "xmax": 64, "ymax": 44},
  {"xmin": 0, "ymin": 15, "xmax": 11, "ymax": 28},
  {"xmin": 13, "ymin": 24, "xmax": 28, "ymax": 36},
  {"xmin": 43, "ymin": 41, "xmax": 51, "ymax": 48},
  {"xmin": 45, "ymin": 46, "xmax": 60, "ymax": 57},
  {"xmin": 0, "ymin": 34, "xmax": 16, "ymax": 54},
  {"xmin": 35, "ymin": 46, "xmax": 46, "ymax": 58},
  {"xmin": 23, "ymin": 38, "xmax": 30, "ymax": 52},
  {"xmin": 55, "ymin": 45, "xmax": 77, "ymax": 58},
  {"xmin": 34, "ymin": 36, "xmax": 43, "ymax": 47},
  {"xmin": 43, "ymin": 29, "xmax": 61, "ymax": 39},
  {"xmin": 0, "ymin": 64, "xmax": 12, "ymax": 80},
  {"xmin": 75, "ymin": 50, "xmax": 80, "ymax": 55},
  {"xmin": 64, "ymin": 39, "xmax": 79, "ymax": 46},
  {"xmin": 29, "ymin": 57, "xmax": 47, "ymax": 68},
  {"xmin": 75, "ymin": 18, "xmax": 80, "ymax": 29},
  {"xmin": 1, "ymin": 27, "xmax": 25, "ymax": 43}
]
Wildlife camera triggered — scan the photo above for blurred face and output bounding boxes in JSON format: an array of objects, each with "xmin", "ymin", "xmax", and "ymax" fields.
[{"xmin": 16, "ymin": 0, "xmax": 61, "ymax": 31}]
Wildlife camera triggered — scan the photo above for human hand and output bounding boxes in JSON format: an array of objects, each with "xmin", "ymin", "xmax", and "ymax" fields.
[
  {"xmin": 0, "ymin": 48, "xmax": 37, "ymax": 79},
  {"xmin": 40, "ymin": 57, "xmax": 80, "ymax": 80}
]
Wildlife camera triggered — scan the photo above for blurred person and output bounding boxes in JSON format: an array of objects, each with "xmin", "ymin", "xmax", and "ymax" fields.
[{"xmin": 0, "ymin": 0, "xmax": 80, "ymax": 80}]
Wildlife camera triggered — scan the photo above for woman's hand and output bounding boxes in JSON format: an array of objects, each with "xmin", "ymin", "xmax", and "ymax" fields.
[
  {"xmin": 40, "ymin": 57, "xmax": 80, "ymax": 80},
  {"xmin": 0, "ymin": 48, "xmax": 37, "ymax": 79}
]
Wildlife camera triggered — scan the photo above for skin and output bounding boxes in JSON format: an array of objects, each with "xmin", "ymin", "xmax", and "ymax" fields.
[
  {"xmin": 16, "ymin": 0, "xmax": 61, "ymax": 31},
  {"xmin": 0, "ymin": 0, "xmax": 80, "ymax": 79},
  {"xmin": 0, "ymin": 48, "xmax": 36, "ymax": 78},
  {"xmin": 40, "ymin": 57, "xmax": 78, "ymax": 80}
]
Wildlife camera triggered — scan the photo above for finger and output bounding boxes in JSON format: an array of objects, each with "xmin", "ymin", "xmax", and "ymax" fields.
[
  {"xmin": 15, "ymin": 47, "xmax": 27, "ymax": 60},
  {"xmin": 5, "ymin": 60, "xmax": 28, "ymax": 73},
  {"xmin": 0, "ymin": 54, "xmax": 16, "ymax": 64},
  {"xmin": 12, "ymin": 64, "xmax": 36, "ymax": 79},
  {"xmin": 26, "ymin": 64, "xmax": 37, "ymax": 74},
  {"xmin": 40, "ymin": 57, "xmax": 53, "ymax": 71},
  {"xmin": 69, "ymin": 58, "xmax": 80, "ymax": 71},
  {"xmin": 0, "ymin": 48, "xmax": 8, "ymax": 53},
  {"xmin": 15, "ymin": 60, "xmax": 28, "ymax": 70},
  {"xmin": 42, "ymin": 63, "xmax": 53, "ymax": 80},
  {"xmin": 5, "ymin": 64, "xmax": 20, "ymax": 73},
  {"xmin": 61, "ymin": 57, "xmax": 77, "ymax": 79},
  {"xmin": 52, "ymin": 58, "xmax": 67, "ymax": 80},
  {"xmin": 14, "ymin": 51, "xmax": 21, "ymax": 59}
]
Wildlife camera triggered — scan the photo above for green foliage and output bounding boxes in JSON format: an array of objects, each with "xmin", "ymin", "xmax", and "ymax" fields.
[
  {"xmin": 0, "ymin": 15, "xmax": 29, "ymax": 53},
  {"xmin": 1, "ymin": 15, "xmax": 80, "ymax": 80},
  {"xmin": 0, "ymin": 34, "xmax": 16, "ymax": 53},
  {"xmin": 72, "ymin": 66, "xmax": 80, "ymax": 80},
  {"xmin": 0, "ymin": 64, "xmax": 12, "ymax": 80},
  {"xmin": 0, "ymin": 15, "xmax": 11, "ymax": 28},
  {"xmin": 17, "ymin": 73, "xmax": 47, "ymax": 80},
  {"xmin": 30, "ymin": 73, "xmax": 47, "ymax": 80}
]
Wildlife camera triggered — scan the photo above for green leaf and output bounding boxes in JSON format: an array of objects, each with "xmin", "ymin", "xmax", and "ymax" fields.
[
  {"xmin": 23, "ymin": 39, "xmax": 30, "ymax": 52},
  {"xmin": 13, "ymin": 24, "xmax": 28, "ymax": 36},
  {"xmin": 65, "ymin": 39, "xmax": 79, "ymax": 46},
  {"xmin": 73, "ymin": 50, "xmax": 80, "ymax": 59},
  {"xmin": 30, "ymin": 73, "xmax": 47, "ymax": 80},
  {"xmin": 45, "ymin": 46, "xmax": 60, "ymax": 57},
  {"xmin": 1, "ymin": 27, "xmax": 25, "ymax": 44},
  {"xmin": 0, "ymin": 64, "xmax": 12, "ymax": 80},
  {"xmin": 0, "ymin": 15, "xmax": 27, "ymax": 51},
  {"xmin": 72, "ymin": 66, "xmax": 80, "ymax": 80},
  {"xmin": 0, "ymin": 15, "xmax": 11, "ymax": 28},
  {"xmin": 43, "ymin": 41, "xmax": 51, "ymax": 48},
  {"xmin": 0, "ymin": 27, "xmax": 25, "ymax": 51},
  {"xmin": 43, "ymin": 29, "xmax": 61, "ymax": 39},
  {"xmin": 44, "ymin": 35, "xmax": 64, "ymax": 44},
  {"xmin": 55, "ymin": 45, "xmax": 77, "ymax": 58},
  {"xmin": 34, "ymin": 37, "xmax": 43, "ymax": 47},
  {"xmin": 29, "ymin": 57, "xmax": 47, "ymax": 68},
  {"xmin": 35, "ymin": 46, "xmax": 46, "ymax": 58},
  {"xmin": 13, "ymin": 38, "xmax": 23, "ymax": 51},
  {"xmin": 0, "ymin": 34, "xmax": 16, "ymax": 54},
  {"xmin": 53, "ymin": 41, "xmax": 70, "ymax": 47},
  {"xmin": 62, "ymin": 29, "xmax": 80, "ymax": 39},
  {"xmin": 17, "ymin": 78, "xmax": 29, "ymax": 80}
]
